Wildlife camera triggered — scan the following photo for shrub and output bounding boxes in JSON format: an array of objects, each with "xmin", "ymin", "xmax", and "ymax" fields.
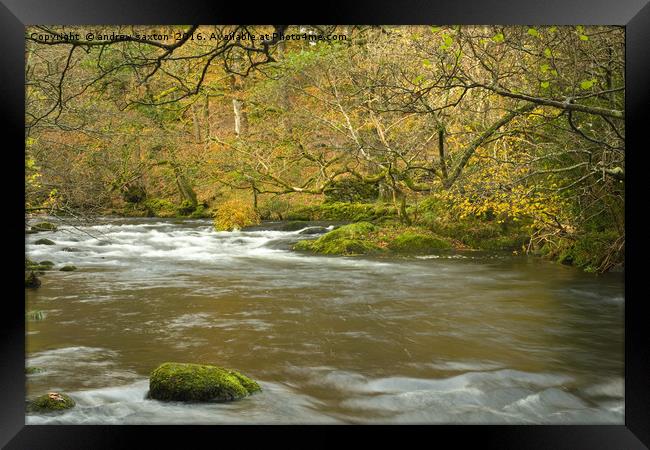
[{"xmin": 214, "ymin": 199, "xmax": 260, "ymax": 231}]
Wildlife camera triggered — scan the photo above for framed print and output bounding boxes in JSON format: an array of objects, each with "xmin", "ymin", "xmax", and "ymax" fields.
[{"xmin": 2, "ymin": 0, "xmax": 648, "ymax": 448}]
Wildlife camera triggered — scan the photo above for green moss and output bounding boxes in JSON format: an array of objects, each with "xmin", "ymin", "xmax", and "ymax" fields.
[
  {"xmin": 144, "ymin": 198, "xmax": 178, "ymax": 218},
  {"xmin": 177, "ymin": 200, "xmax": 197, "ymax": 216},
  {"xmin": 149, "ymin": 362, "xmax": 261, "ymax": 402},
  {"xmin": 189, "ymin": 205, "xmax": 211, "ymax": 218},
  {"xmin": 25, "ymin": 271, "xmax": 41, "ymax": 288},
  {"xmin": 39, "ymin": 261, "xmax": 55, "ymax": 267},
  {"xmin": 294, "ymin": 222, "xmax": 382, "ymax": 255},
  {"xmin": 31, "ymin": 222, "xmax": 58, "ymax": 232},
  {"xmin": 388, "ymin": 232, "xmax": 451, "ymax": 254},
  {"xmin": 286, "ymin": 202, "xmax": 397, "ymax": 222},
  {"xmin": 59, "ymin": 265, "xmax": 77, "ymax": 272},
  {"xmin": 27, "ymin": 392, "xmax": 75, "ymax": 412},
  {"xmin": 34, "ymin": 238, "xmax": 55, "ymax": 245},
  {"xmin": 26, "ymin": 366, "xmax": 45, "ymax": 374},
  {"xmin": 552, "ymin": 230, "xmax": 620, "ymax": 271}
]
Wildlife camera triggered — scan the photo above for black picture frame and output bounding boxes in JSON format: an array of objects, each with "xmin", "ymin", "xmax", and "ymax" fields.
[{"xmin": 2, "ymin": 1, "xmax": 648, "ymax": 448}]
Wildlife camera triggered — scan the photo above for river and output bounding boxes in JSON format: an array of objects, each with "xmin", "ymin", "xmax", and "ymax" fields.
[{"xmin": 25, "ymin": 217, "xmax": 624, "ymax": 424}]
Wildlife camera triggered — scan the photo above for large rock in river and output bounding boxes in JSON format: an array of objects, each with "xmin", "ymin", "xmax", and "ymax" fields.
[
  {"xmin": 149, "ymin": 362, "xmax": 261, "ymax": 402},
  {"xmin": 27, "ymin": 392, "xmax": 75, "ymax": 412}
]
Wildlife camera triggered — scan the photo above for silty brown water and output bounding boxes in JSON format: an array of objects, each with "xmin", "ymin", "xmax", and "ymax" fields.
[{"xmin": 25, "ymin": 218, "xmax": 624, "ymax": 424}]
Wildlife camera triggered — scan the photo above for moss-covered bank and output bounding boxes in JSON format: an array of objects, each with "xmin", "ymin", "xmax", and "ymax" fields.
[
  {"xmin": 149, "ymin": 362, "xmax": 261, "ymax": 402},
  {"xmin": 286, "ymin": 202, "xmax": 397, "ymax": 223},
  {"xmin": 294, "ymin": 222, "xmax": 456, "ymax": 256}
]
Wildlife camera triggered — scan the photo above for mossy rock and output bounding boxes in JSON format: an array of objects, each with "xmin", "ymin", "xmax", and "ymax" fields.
[
  {"xmin": 148, "ymin": 362, "xmax": 261, "ymax": 402},
  {"xmin": 59, "ymin": 265, "xmax": 77, "ymax": 272},
  {"xmin": 294, "ymin": 222, "xmax": 382, "ymax": 255},
  {"xmin": 27, "ymin": 392, "xmax": 75, "ymax": 412},
  {"xmin": 34, "ymin": 238, "xmax": 55, "ymax": 246},
  {"xmin": 26, "ymin": 366, "xmax": 46, "ymax": 374},
  {"xmin": 31, "ymin": 222, "xmax": 58, "ymax": 232},
  {"xmin": 61, "ymin": 247, "xmax": 80, "ymax": 253},
  {"xmin": 388, "ymin": 232, "xmax": 451, "ymax": 254},
  {"xmin": 25, "ymin": 271, "xmax": 41, "ymax": 289},
  {"xmin": 26, "ymin": 259, "xmax": 54, "ymax": 272},
  {"xmin": 279, "ymin": 221, "xmax": 310, "ymax": 231}
]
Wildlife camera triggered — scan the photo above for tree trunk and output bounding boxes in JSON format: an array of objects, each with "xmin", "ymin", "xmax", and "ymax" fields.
[
  {"xmin": 173, "ymin": 165, "xmax": 197, "ymax": 207},
  {"xmin": 232, "ymin": 98, "xmax": 248, "ymax": 137},
  {"xmin": 191, "ymin": 102, "xmax": 201, "ymax": 143}
]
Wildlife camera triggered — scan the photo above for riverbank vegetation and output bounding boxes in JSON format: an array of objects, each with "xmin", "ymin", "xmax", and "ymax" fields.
[{"xmin": 25, "ymin": 25, "xmax": 624, "ymax": 272}]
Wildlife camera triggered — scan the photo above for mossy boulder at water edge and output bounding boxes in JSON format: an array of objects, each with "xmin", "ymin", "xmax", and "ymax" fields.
[
  {"xmin": 27, "ymin": 392, "xmax": 75, "ymax": 412},
  {"xmin": 59, "ymin": 265, "xmax": 77, "ymax": 272},
  {"xmin": 294, "ymin": 221, "xmax": 382, "ymax": 256},
  {"xmin": 387, "ymin": 232, "xmax": 451, "ymax": 254},
  {"xmin": 148, "ymin": 362, "xmax": 261, "ymax": 402}
]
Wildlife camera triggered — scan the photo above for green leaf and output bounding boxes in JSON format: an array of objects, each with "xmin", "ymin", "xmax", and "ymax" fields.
[
  {"xmin": 540, "ymin": 81, "xmax": 550, "ymax": 89},
  {"xmin": 527, "ymin": 28, "xmax": 539, "ymax": 37},
  {"xmin": 492, "ymin": 33, "xmax": 504, "ymax": 43},
  {"xmin": 430, "ymin": 26, "xmax": 442, "ymax": 33},
  {"xmin": 580, "ymin": 79, "xmax": 595, "ymax": 90},
  {"xmin": 540, "ymin": 63, "xmax": 549, "ymax": 73},
  {"xmin": 544, "ymin": 48, "xmax": 552, "ymax": 58},
  {"xmin": 413, "ymin": 74, "xmax": 424, "ymax": 84},
  {"xmin": 549, "ymin": 26, "xmax": 557, "ymax": 34},
  {"xmin": 422, "ymin": 59, "xmax": 432, "ymax": 67},
  {"xmin": 579, "ymin": 34, "xmax": 589, "ymax": 41}
]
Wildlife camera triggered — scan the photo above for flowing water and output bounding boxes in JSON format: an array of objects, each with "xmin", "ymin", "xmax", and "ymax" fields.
[{"xmin": 25, "ymin": 217, "xmax": 624, "ymax": 424}]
